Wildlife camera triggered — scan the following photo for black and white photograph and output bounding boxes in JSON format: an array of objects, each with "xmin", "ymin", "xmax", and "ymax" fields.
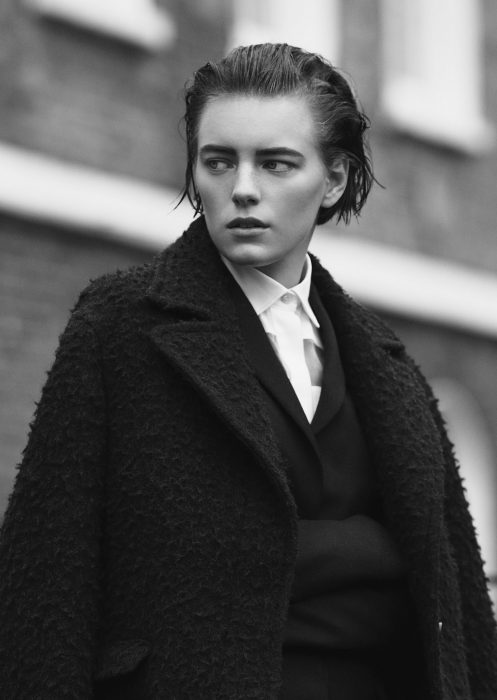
[{"xmin": 0, "ymin": 1, "xmax": 496, "ymax": 698}]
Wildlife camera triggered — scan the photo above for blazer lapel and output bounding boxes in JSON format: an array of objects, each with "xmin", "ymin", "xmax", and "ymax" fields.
[
  {"xmin": 226, "ymin": 274, "xmax": 347, "ymax": 440},
  {"xmin": 309, "ymin": 284, "xmax": 347, "ymax": 434},
  {"xmin": 144, "ymin": 217, "xmax": 296, "ymax": 514}
]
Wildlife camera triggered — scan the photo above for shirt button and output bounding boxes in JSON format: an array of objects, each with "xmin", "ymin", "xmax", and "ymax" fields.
[{"xmin": 281, "ymin": 293, "xmax": 294, "ymax": 304}]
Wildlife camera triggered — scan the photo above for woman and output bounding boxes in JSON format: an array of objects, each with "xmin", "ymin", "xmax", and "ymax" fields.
[{"xmin": 0, "ymin": 43, "xmax": 496, "ymax": 699}]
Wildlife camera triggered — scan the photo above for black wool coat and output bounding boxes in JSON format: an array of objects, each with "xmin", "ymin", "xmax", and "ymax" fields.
[{"xmin": 0, "ymin": 217, "xmax": 496, "ymax": 699}]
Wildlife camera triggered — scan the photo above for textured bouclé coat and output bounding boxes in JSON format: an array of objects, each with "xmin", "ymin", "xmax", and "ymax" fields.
[{"xmin": 0, "ymin": 217, "xmax": 496, "ymax": 699}]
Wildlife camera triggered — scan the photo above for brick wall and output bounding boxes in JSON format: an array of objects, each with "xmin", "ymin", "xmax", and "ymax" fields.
[{"xmin": 0, "ymin": 0, "xmax": 228, "ymax": 186}]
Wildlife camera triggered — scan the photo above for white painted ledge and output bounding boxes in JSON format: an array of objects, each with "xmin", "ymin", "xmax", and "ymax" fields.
[
  {"xmin": 311, "ymin": 229, "xmax": 497, "ymax": 338},
  {"xmin": 382, "ymin": 80, "xmax": 495, "ymax": 155},
  {"xmin": 1, "ymin": 141, "xmax": 497, "ymax": 339},
  {"xmin": 0, "ymin": 142, "xmax": 193, "ymax": 247},
  {"xmin": 24, "ymin": 0, "xmax": 176, "ymax": 50}
]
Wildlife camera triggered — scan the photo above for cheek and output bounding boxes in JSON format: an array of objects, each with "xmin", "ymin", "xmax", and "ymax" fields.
[
  {"xmin": 194, "ymin": 177, "xmax": 215, "ymax": 210},
  {"xmin": 195, "ymin": 174, "xmax": 228, "ymax": 211},
  {"xmin": 281, "ymin": 178, "xmax": 327, "ymax": 218}
]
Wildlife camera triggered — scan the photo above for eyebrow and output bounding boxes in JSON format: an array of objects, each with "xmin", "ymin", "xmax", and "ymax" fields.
[{"xmin": 198, "ymin": 145, "xmax": 304, "ymax": 158}]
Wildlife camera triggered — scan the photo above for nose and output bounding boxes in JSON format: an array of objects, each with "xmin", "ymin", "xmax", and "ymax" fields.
[{"xmin": 231, "ymin": 164, "xmax": 260, "ymax": 207}]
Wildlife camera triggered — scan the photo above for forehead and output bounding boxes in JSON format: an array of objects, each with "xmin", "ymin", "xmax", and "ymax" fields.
[{"xmin": 196, "ymin": 94, "xmax": 318, "ymax": 151}]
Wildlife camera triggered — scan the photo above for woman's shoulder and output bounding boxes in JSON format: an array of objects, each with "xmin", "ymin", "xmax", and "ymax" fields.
[
  {"xmin": 72, "ymin": 223, "xmax": 201, "ymax": 325},
  {"xmin": 310, "ymin": 252, "xmax": 405, "ymax": 351},
  {"xmin": 71, "ymin": 249, "xmax": 168, "ymax": 328},
  {"xmin": 78, "ymin": 260, "xmax": 152, "ymax": 308}
]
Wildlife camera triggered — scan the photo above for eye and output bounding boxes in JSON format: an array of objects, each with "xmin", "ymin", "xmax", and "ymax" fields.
[
  {"xmin": 205, "ymin": 159, "xmax": 232, "ymax": 172},
  {"xmin": 263, "ymin": 160, "xmax": 294, "ymax": 173}
]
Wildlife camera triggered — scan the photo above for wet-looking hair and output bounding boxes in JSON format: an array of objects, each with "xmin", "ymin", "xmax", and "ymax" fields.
[{"xmin": 180, "ymin": 43, "xmax": 374, "ymax": 225}]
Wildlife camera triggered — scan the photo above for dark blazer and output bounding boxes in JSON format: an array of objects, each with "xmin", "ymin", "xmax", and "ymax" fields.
[{"xmin": 0, "ymin": 216, "xmax": 496, "ymax": 699}]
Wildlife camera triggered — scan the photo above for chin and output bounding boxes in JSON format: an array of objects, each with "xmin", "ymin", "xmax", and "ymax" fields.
[
  {"xmin": 226, "ymin": 252, "xmax": 265, "ymax": 268},
  {"xmin": 222, "ymin": 244, "xmax": 270, "ymax": 268}
]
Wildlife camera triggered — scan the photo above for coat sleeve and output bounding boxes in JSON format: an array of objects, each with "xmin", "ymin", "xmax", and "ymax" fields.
[
  {"xmin": 0, "ymin": 310, "xmax": 107, "ymax": 699},
  {"xmin": 425, "ymin": 382, "xmax": 497, "ymax": 698}
]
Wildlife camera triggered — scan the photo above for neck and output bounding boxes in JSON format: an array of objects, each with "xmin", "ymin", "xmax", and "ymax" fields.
[{"xmin": 255, "ymin": 258, "xmax": 307, "ymax": 289}]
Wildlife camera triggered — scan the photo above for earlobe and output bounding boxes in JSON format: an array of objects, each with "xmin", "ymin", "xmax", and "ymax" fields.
[{"xmin": 322, "ymin": 158, "xmax": 349, "ymax": 207}]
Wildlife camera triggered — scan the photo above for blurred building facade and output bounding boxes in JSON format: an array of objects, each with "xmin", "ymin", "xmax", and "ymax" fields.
[{"xmin": 1, "ymin": 0, "xmax": 496, "ymax": 597}]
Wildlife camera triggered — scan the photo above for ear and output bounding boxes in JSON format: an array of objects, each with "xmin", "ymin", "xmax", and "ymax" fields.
[{"xmin": 321, "ymin": 158, "xmax": 349, "ymax": 208}]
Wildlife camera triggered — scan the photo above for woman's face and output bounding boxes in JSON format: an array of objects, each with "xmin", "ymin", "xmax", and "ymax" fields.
[{"xmin": 194, "ymin": 94, "xmax": 347, "ymax": 287}]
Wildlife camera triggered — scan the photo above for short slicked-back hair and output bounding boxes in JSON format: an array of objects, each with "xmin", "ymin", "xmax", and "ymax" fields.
[{"xmin": 180, "ymin": 43, "xmax": 374, "ymax": 225}]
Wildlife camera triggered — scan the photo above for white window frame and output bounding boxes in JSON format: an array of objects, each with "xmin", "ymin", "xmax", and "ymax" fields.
[
  {"xmin": 227, "ymin": 0, "xmax": 341, "ymax": 64},
  {"xmin": 24, "ymin": 0, "xmax": 176, "ymax": 51},
  {"xmin": 380, "ymin": 0, "xmax": 494, "ymax": 154}
]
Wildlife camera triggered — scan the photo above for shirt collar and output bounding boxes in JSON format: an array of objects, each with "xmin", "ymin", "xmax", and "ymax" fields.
[{"xmin": 222, "ymin": 255, "xmax": 320, "ymax": 328}]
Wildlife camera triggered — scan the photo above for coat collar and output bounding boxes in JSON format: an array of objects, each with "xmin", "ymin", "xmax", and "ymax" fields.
[
  {"xmin": 146, "ymin": 216, "xmax": 233, "ymax": 321},
  {"xmin": 146, "ymin": 218, "xmax": 345, "ymax": 453}
]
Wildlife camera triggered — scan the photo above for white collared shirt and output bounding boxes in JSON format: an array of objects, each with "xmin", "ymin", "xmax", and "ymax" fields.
[{"xmin": 223, "ymin": 255, "xmax": 323, "ymax": 421}]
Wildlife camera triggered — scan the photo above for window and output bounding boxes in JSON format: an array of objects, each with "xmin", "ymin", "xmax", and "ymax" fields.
[
  {"xmin": 380, "ymin": 0, "xmax": 494, "ymax": 153},
  {"xmin": 227, "ymin": 0, "xmax": 341, "ymax": 64},
  {"xmin": 25, "ymin": 0, "xmax": 176, "ymax": 50}
]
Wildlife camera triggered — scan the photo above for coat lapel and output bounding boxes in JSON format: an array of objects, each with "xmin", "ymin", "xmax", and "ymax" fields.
[
  {"xmin": 311, "ymin": 255, "xmax": 444, "ymax": 607},
  {"xmin": 144, "ymin": 217, "xmax": 296, "ymax": 513}
]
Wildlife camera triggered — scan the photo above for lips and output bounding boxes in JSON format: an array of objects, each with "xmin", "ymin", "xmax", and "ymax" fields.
[{"xmin": 227, "ymin": 217, "xmax": 268, "ymax": 229}]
